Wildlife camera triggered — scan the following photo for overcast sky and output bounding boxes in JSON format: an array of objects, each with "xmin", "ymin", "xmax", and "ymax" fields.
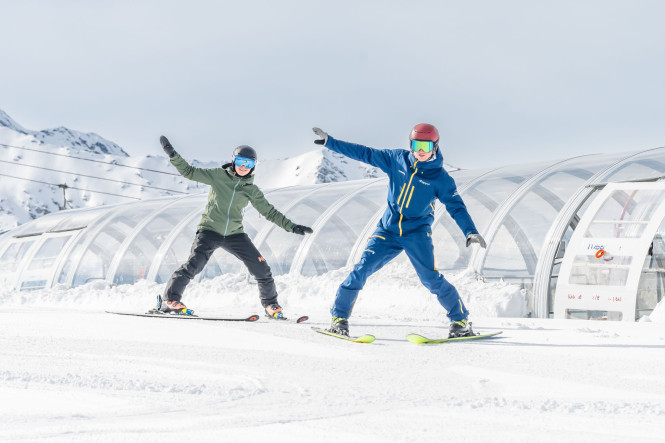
[{"xmin": 1, "ymin": 0, "xmax": 664, "ymax": 168}]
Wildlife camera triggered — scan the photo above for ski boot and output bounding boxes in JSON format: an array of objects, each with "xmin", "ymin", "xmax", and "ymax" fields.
[
  {"xmin": 448, "ymin": 318, "xmax": 475, "ymax": 338},
  {"xmin": 155, "ymin": 295, "xmax": 193, "ymax": 315},
  {"xmin": 265, "ymin": 303, "xmax": 285, "ymax": 320},
  {"xmin": 328, "ymin": 316, "xmax": 349, "ymax": 336}
]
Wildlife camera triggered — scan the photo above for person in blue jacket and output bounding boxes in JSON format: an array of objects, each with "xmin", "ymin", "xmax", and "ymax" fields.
[{"xmin": 312, "ymin": 124, "xmax": 486, "ymax": 338}]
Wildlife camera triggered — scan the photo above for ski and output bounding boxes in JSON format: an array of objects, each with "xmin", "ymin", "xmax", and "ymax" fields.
[
  {"xmin": 265, "ymin": 314, "xmax": 309, "ymax": 323},
  {"xmin": 312, "ymin": 327, "xmax": 375, "ymax": 343},
  {"xmin": 106, "ymin": 311, "xmax": 260, "ymax": 322},
  {"xmin": 406, "ymin": 331, "xmax": 502, "ymax": 345}
]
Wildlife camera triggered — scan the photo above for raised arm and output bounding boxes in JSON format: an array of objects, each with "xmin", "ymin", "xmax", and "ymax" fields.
[
  {"xmin": 312, "ymin": 127, "xmax": 393, "ymax": 173},
  {"xmin": 160, "ymin": 135, "xmax": 218, "ymax": 185}
]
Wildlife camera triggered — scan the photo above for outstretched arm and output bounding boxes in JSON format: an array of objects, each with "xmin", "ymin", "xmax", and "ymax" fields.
[
  {"xmin": 161, "ymin": 135, "xmax": 217, "ymax": 185},
  {"xmin": 312, "ymin": 127, "xmax": 393, "ymax": 173},
  {"xmin": 247, "ymin": 186, "xmax": 312, "ymax": 235}
]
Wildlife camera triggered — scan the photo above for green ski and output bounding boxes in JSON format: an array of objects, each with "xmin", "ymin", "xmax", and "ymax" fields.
[
  {"xmin": 406, "ymin": 331, "xmax": 502, "ymax": 345},
  {"xmin": 312, "ymin": 327, "xmax": 375, "ymax": 343}
]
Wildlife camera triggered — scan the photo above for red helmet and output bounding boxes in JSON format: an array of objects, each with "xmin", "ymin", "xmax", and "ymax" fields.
[{"xmin": 410, "ymin": 123, "xmax": 439, "ymax": 143}]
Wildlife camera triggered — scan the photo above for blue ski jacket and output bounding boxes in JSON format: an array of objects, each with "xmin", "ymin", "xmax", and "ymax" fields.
[{"xmin": 324, "ymin": 136, "xmax": 478, "ymax": 237}]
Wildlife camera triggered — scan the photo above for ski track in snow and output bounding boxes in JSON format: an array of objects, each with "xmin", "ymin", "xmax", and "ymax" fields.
[{"xmin": 1, "ymin": 267, "xmax": 665, "ymax": 442}]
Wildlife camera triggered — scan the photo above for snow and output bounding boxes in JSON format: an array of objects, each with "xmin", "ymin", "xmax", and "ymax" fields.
[
  {"xmin": 2, "ymin": 263, "xmax": 664, "ymax": 442},
  {"xmin": 2, "ymin": 109, "xmax": 665, "ymax": 441}
]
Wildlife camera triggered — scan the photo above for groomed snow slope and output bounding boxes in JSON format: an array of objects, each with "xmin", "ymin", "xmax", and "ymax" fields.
[{"xmin": 1, "ymin": 264, "xmax": 664, "ymax": 442}]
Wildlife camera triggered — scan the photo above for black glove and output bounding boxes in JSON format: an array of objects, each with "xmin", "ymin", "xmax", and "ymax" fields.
[
  {"xmin": 466, "ymin": 233, "xmax": 487, "ymax": 248},
  {"xmin": 160, "ymin": 135, "xmax": 176, "ymax": 158},
  {"xmin": 293, "ymin": 224, "xmax": 313, "ymax": 235},
  {"xmin": 312, "ymin": 127, "xmax": 328, "ymax": 145}
]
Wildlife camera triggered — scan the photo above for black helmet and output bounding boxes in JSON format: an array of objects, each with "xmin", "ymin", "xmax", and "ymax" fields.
[{"xmin": 233, "ymin": 145, "xmax": 257, "ymax": 161}]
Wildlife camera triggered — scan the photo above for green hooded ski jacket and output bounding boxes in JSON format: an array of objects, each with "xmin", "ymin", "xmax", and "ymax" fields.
[{"xmin": 170, "ymin": 154, "xmax": 296, "ymax": 236}]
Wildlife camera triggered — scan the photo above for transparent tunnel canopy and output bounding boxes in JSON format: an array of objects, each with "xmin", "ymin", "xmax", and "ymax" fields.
[
  {"xmin": 299, "ymin": 180, "xmax": 387, "ymax": 276},
  {"xmin": 111, "ymin": 197, "xmax": 205, "ymax": 285},
  {"xmin": 256, "ymin": 183, "xmax": 358, "ymax": 276},
  {"xmin": 2, "ymin": 145, "xmax": 665, "ymax": 325},
  {"xmin": 480, "ymin": 156, "xmax": 608, "ymax": 278},
  {"xmin": 430, "ymin": 162, "xmax": 554, "ymax": 271}
]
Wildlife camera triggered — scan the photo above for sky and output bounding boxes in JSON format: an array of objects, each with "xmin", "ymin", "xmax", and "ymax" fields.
[{"xmin": 1, "ymin": 0, "xmax": 664, "ymax": 169}]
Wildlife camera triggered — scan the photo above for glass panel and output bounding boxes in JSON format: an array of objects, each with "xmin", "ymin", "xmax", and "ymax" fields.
[
  {"xmin": 597, "ymin": 148, "xmax": 665, "ymax": 183},
  {"xmin": 482, "ymin": 158, "xmax": 610, "ymax": 277},
  {"xmin": 458, "ymin": 162, "xmax": 553, "ymax": 234},
  {"xmin": 69, "ymin": 202, "xmax": 163, "ymax": 286},
  {"xmin": 13, "ymin": 211, "xmax": 74, "ymax": 236},
  {"xmin": 568, "ymin": 254, "xmax": 632, "ymax": 286},
  {"xmin": 26, "ymin": 236, "xmax": 71, "ymax": 271},
  {"xmin": 301, "ymin": 183, "xmax": 385, "ymax": 276},
  {"xmin": 0, "ymin": 239, "xmax": 36, "ymax": 272},
  {"xmin": 636, "ymin": 223, "xmax": 665, "ymax": 317},
  {"xmin": 448, "ymin": 167, "xmax": 497, "ymax": 189},
  {"xmin": 585, "ymin": 189, "xmax": 665, "ymax": 239},
  {"xmin": 18, "ymin": 235, "xmax": 74, "ymax": 291},
  {"xmin": 432, "ymin": 217, "xmax": 468, "ymax": 270},
  {"xmin": 565, "ymin": 309, "xmax": 623, "ymax": 321},
  {"xmin": 52, "ymin": 207, "xmax": 113, "ymax": 232},
  {"xmin": 259, "ymin": 183, "xmax": 359, "ymax": 275},
  {"xmin": 112, "ymin": 199, "xmax": 203, "ymax": 285}
]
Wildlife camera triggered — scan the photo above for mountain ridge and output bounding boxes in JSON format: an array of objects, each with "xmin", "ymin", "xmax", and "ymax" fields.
[{"xmin": 0, "ymin": 109, "xmax": 462, "ymax": 232}]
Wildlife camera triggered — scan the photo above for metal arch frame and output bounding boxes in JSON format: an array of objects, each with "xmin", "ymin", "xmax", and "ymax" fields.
[
  {"xmin": 473, "ymin": 163, "xmax": 594, "ymax": 278},
  {"xmin": 290, "ymin": 178, "xmax": 385, "ymax": 275},
  {"xmin": 105, "ymin": 195, "xmax": 194, "ymax": 285},
  {"xmin": 346, "ymin": 179, "xmax": 389, "ymax": 266},
  {"xmin": 60, "ymin": 200, "xmax": 153, "ymax": 288},
  {"xmin": 531, "ymin": 148, "xmax": 665, "ymax": 318},
  {"xmin": 146, "ymin": 194, "xmax": 209, "ymax": 282},
  {"xmin": 469, "ymin": 156, "xmax": 595, "ymax": 274}
]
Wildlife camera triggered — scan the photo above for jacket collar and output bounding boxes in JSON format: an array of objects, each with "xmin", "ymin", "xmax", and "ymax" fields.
[
  {"xmin": 408, "ymin": 150, "xmax": 443, "ymax": 170},
  {"xmin": 223, "ymin": 163, "xmax": 255, "ymax": 183}
]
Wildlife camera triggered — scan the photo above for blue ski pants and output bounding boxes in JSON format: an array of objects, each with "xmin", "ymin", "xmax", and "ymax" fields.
[{"xmin": 331, "ymin": 228, "xmax": 468, "ymax": 322}]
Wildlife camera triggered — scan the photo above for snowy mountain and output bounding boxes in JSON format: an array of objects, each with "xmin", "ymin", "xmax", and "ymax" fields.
[
  {"xmin": 0, "ymin": 109, "xmax": 128, "ymax": 157},
  {"xmin": 0, "ymin": 110, "xmax": 388, "ymax": 232},
  {"xmin": 252, "ymin": 148, "xmax": 385, "ymax": 189}
]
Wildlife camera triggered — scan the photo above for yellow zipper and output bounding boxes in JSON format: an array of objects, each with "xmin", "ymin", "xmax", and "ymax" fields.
[{"xmin": 398, "ymin": 162, "xmax": 418, "ymax": 236}]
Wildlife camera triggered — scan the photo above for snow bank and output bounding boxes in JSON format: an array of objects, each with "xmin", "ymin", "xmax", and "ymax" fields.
[{"xmin": 0, "ymin": 261, "xmax": 528, "ymax": 322}]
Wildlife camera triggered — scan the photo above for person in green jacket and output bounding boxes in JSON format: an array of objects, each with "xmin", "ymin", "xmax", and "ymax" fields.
[{"xmin": 156, "ymin": 136, "xmax": 313, "ymax": 318}]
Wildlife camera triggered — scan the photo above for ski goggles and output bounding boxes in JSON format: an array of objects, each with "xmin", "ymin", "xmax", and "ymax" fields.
[
  {"xmin": 411, "ymin": 140, "xmax": 434, "ymax": 153},
  {"xmin": 234, "ymin": 156, "xmax": 256, "ymax": 169}
]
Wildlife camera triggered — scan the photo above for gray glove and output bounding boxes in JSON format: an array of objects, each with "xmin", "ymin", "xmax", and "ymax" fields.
[
  {"xmin": 293, "ymin": 224, "xmax": 313, "ymax": 235},
  {"xmin": 466, "ymin": 233, "xmax": 487, "ymax": 248},
  {"xmin": 160, "ymin": 135, "xmax": 176, "ymax": 158},
  {"xmin": 312, "ymin": 127, "xmax": 328, "ymax": 145}
]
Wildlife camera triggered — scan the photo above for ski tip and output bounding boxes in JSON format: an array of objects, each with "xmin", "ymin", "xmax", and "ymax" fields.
[
  {"xmin": 353, "ymin": 334, "xmax": 376, "ymax": 344},
  {"xmin": 406, "ymin": 334, "xmax": 429, "ymax": 345},
  {"xmin": 296, "ymin": 315, "xmax": 309, "ymax": 323},
  {"xmin": 247, "ymin": 314, "xmax": 260, "ymax": 322}
]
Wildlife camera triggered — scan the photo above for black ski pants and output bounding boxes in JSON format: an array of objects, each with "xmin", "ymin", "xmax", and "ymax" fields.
[{"xmin": 164, "ymin": 229, "xmax": 278, "ymax": 307}]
